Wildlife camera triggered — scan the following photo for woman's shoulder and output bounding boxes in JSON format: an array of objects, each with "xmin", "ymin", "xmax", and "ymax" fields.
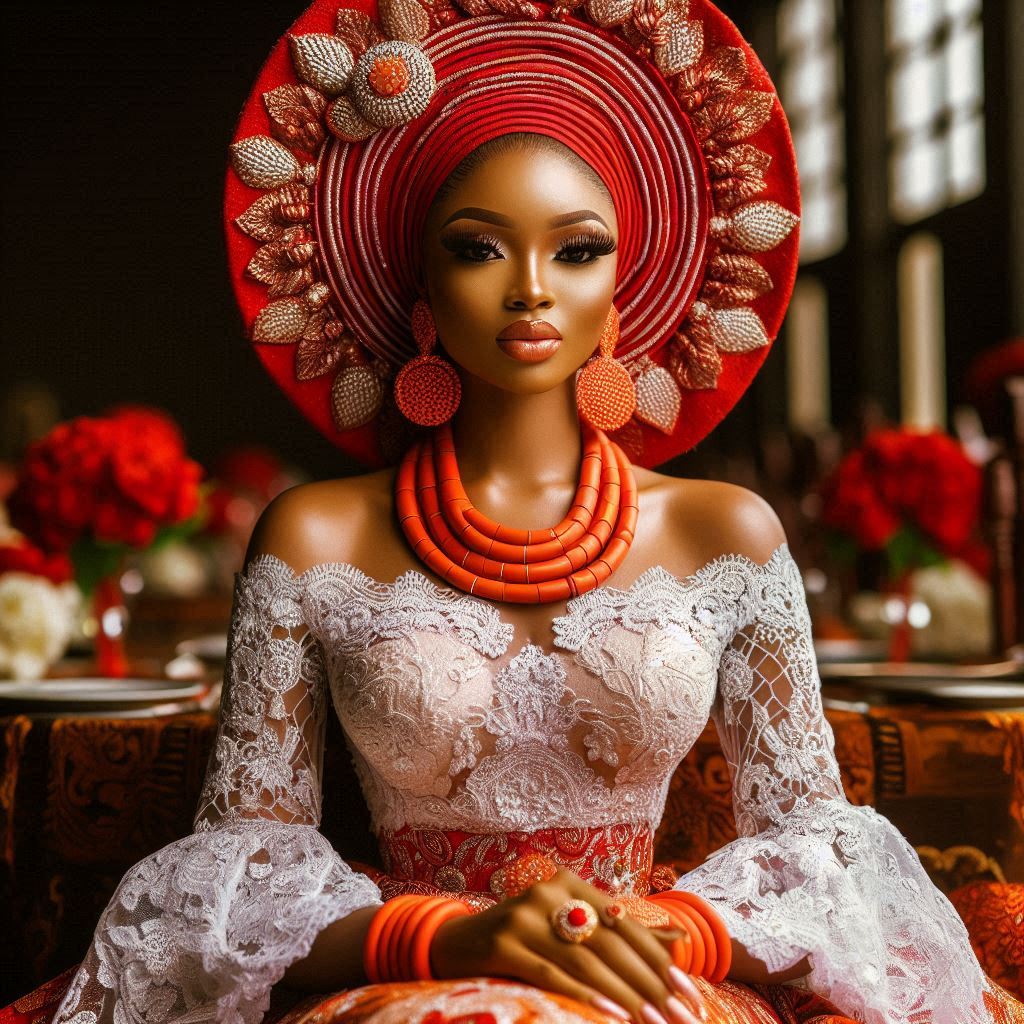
[
  {"xmin": 648, "ymin": 471, "xmax": 789, "ymax": 572},
  {"xmin": 244, "ymin": 469, "xmax": 396, "ymax": 576}
]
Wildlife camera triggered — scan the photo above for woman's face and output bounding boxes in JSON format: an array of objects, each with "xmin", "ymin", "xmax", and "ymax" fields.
[{"xmin": 420, "ymin": 145, "xmax": 619, "ymax": 393}]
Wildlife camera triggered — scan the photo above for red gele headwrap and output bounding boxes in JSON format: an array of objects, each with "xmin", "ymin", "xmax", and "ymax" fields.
[{"xmin": 225, "ymin": 0, "xmax": 801, "ymax": 468}]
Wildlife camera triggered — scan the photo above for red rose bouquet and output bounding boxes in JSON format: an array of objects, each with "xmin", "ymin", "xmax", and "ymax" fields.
[
  {"xmin": 819, "ymin": 427, "xmax": 985, "ymax": 576},
  {"xmin": 8, "ymin": 406, "xmax": 204, "ymax": 590},
  {"xmin": 819, "ymin": 427, "xmax": 989, "ymax": 660},
  {"xmin": 6, "ymin": 407, "xmax": 204, "ymax": 676}
]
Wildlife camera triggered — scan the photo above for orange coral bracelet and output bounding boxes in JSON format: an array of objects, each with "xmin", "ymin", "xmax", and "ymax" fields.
[
  {"xmin": 363, "ymin": 895, "xmax": 472, "ymax": 984},
  {"xmin": 412, "ymin": 898, "xmax": 472, "ymax": 980},
  {"xmin": 653, "ymin": 901, "xmax": 699, "ymax": 975},
  {"xmin": 363, "ymin": 895, "xmax": 421, "ymax": 984},
  {"xmin": 647, "ymin": 890, "xmax": 733, "ymax": 984}
]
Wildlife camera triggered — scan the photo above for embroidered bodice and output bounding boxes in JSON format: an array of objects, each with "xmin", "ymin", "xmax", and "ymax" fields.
[
  {"xmin": 53, "ymin": 542, "xmax": 997, "ymax": 1024},
  {"xmin": 300, "ymin": 554, "xmax": 735, "ymax": 836}
]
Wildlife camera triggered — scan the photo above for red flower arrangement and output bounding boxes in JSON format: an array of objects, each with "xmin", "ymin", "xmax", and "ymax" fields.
[
  {"xmin": 819, "ymin": 427, "xmax": 987, "ymax": 578},
  {"xmin": 7, "ymin": 405, "xmax": 204, "ymax": 592}
]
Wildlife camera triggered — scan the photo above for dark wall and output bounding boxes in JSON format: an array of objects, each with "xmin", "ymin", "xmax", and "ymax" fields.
[{"xmin": 2, "ymin": 2, "xmax": 365, "ymax": 477}]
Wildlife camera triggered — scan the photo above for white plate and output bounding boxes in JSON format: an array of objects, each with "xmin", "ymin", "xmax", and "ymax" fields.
[
  {"xmin": 175, "ymin": 634, "xmax": 228, "ymax": 660},
  {"xmin": 819, "ymin": 659, "xmax": 1024, "ymax": 680},
  {"xmin": 0, "ymin": 677, "xmax": 207, "ymax": 706},
  {"xmin": 855, "ymin": 678, "xmax": 1024, "ymax": 707}
]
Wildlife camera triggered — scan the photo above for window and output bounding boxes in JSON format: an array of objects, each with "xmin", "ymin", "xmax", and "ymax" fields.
[
  {"xmin": 886, "ymin": 0, "xmax": 985, "ymax": 222},
  {"xmin": 777, "ymin": 0, "xmax": 847, "ymax": 262}
]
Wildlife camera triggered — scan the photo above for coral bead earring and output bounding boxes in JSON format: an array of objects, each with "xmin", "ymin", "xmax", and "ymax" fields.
[
  {"xmin": 393, "ymin": 299, "xmax": 462, "ymax": 426},
  {"xmin": 575, "ymin": 306, "xmax": 636, "ymax": 432}
]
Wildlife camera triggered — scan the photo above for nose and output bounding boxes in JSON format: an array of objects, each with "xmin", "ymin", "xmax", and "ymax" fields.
[{"xmin": 505, "ymin": 251, "xmax": 554, "ymax": 311}]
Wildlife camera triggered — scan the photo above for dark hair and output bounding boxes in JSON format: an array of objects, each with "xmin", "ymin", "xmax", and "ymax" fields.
[{"xmin": 426, "ymin": 132, "xmax": 612, "ymax": 213}]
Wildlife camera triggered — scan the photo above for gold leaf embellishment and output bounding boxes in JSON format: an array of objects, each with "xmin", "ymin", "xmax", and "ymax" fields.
[
  {"xmin": 289, "ymin": 33, "xmax": 356, "ymax": 96},
  {"xmin": 667, "ymin": 326, "xmax": 722, "ymax": 390},
  {"xmin": 263, "ymin": 84, "xmax": 327, "ymax": 153}
]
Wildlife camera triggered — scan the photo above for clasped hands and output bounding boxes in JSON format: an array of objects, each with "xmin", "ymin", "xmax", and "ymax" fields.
[{"xmin": 429, "ymin": 865, "xmax": 710, "ymax": 1024}]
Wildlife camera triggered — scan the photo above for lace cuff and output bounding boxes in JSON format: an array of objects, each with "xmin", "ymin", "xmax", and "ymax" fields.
[
  {"xmin": 52, "ymin": 821, "xmax": 380, "ymax": 1024},
  {"xmin": 674, "ymin": 545, "xmax": 995, "ymax": 1024},
  {"xmin": 52, "ymin": 555, "xmax": 383, "ymax": 1024}
]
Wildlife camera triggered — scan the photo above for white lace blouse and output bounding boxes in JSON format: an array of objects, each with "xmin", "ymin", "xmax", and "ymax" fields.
[{"xmin": 51, "ymin": 542, "xmax": 996, "ymax": 1024}]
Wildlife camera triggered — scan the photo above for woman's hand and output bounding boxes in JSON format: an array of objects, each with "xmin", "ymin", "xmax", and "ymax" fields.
[{"xmin": 430, "ymin": 868, "xmax": 707, "ymax": 1024}]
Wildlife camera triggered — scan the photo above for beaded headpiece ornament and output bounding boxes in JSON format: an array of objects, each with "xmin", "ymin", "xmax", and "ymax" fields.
[{"xmin": 225, "ymin": 0, "xmax": 801, "ymax": 469}]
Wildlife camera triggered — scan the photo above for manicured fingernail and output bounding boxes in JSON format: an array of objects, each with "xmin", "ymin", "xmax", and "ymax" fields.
[
  {"xmin": 591, "ymin": 995, "xmax": 631, "ymax": 1020},
  {"xmin": 639, "ymin": 1004, "xmax": 670, "ymax": 1024},
  {"xmin": 667, "ymin": 964, "xmax": 702, "ymax": 1005},
  {"xmin": 665, "ymin": 995, "xmax": 701, "ymax": 1024}
]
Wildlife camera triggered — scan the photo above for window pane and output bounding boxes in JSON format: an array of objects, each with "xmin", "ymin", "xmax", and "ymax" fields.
[
  {"xmin": 799, "ymin": 181, "xmax": 846, "ymax": 262},
  {"xmin": 795, "ymin": 116, "xmax": 842, "ymax": 179},
  {"xmin": 888, "ymin": 0, "xmax": 941, "ymax": 49},
  {"xmin": 778, "ymin": 0, "xmax": 833, "ymax": 51},
  {"xmin": 949, "ymin": 112, "xmax": 985, "ymax": 199},
  {"xmin": 947, "ymin": 22, "xmax": 983, "ymax": 109},
  {"xmin": 892, "ymin": 137, "xmax": 944, "ymax": 220},
  {"xmin": 944, "ymin": 0, "xmax": 980, "ymax": 20},
  {"xmin": 890, "ymin": 51, "xmax": 943, "ymax": 133},
  {"xmin": 783, "ymin": 48, "xmax": 838, "ymax": 116}
]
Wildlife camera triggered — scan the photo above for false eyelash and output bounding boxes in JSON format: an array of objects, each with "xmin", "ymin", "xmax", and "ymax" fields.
[
  {"xmin": 440, "ymin": 228, "xmax": 618, "ymax": 263},
  {"xmin": 557, "ymin": 231, "xmax": 617, "ymax": 261},
  {"xmin": 441, "ymin": 229, "xmax": 505, "ymax": 260}
]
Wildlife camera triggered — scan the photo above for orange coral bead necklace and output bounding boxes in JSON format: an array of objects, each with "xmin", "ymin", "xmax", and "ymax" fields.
[{"xmin": 394, "ymin": 421, "xmax": 638, "ymax": 604}]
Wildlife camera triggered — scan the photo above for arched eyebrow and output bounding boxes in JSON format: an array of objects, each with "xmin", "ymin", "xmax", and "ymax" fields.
[{"xmin": 440, "ymin": 207, "xmax": 610, "ymax": 230}]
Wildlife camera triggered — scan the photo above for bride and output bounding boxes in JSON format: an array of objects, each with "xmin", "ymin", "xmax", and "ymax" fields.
[{"xmin": 43, "ymin": 1, "xmax": 1014, "ymax": 1022}]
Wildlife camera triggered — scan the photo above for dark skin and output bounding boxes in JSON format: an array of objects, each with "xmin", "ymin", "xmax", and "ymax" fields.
[{"xmin": 252, "ymin": 144, "xmax": 812, "ymax": 1022}]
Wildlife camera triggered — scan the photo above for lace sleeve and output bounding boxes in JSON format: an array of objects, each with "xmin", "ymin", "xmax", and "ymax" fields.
[
  {"xmin": 673, "ymin": 545, "xmax": 995, "ymax": 1024},
  {"xmin": 51, "ymin": 556, "xmax": 382, "ymax": 1024}
]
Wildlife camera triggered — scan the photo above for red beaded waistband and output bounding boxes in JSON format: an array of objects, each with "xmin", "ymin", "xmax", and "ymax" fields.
[{"xmin": 374, "ymin": 823, "xmax": 656, "ymax": 905}]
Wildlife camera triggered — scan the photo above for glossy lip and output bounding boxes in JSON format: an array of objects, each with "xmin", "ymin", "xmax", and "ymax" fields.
[
  {"xmin": 496, "ymin": 319, "xmax": 562, "ymax": 341},
  {"xmin": 497, "ymin": 338, "xmax": 562, "ymax": 363}
]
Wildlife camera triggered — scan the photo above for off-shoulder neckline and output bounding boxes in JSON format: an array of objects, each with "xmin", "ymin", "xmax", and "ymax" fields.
[{"xmin": 242, "ymin": 540, "xmax": 793, "ymax": 609}]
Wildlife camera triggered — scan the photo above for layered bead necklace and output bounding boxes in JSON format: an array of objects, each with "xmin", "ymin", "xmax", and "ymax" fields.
[{"xmin": 394, "ymin": 421, "xmax": 638, "ymax": 603}]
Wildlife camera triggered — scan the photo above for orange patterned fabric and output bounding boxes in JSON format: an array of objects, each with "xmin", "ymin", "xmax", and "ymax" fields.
[{"xmin": 951, "ymin": 883, "xmax": 1024, "ymax": 999}]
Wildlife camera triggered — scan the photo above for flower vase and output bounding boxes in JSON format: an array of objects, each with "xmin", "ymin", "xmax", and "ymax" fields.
[
  {"xmin": 883, "ymin": 570, "xmax": 914, "ymax": 663},
  {"xmin": 93, "ymin": 572, "xmax": 130, "ymax": 677}
]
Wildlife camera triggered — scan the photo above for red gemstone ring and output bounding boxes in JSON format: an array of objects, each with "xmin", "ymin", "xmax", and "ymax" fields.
[
  {"xmin": 602, "ymin": 900, "xmax": 628, "ymax": 926},
  {"xmin": 551, "ymin": 899, "xmax": 600, "ymax": 943}
]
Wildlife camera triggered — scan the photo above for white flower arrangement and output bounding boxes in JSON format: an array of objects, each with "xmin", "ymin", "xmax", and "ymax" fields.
[{"xmin": 0, "ymin": 571, "xmax": 80, "ymax": 680}]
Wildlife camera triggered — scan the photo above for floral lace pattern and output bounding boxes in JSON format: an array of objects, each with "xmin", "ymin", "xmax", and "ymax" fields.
[
  {"xmin": 51, "ymin": 542, "xmax": 996, "ymax": 1024},
  {"xmin": 674, "ymin": 548, "xmax": 995, "ymax": 1023},
  {"xmin": 50, "ymin": 560, "xmax": 383, "ymax": 1024},
  {"xmin": 312, "ymin": 558, "xmax": 722, "ymax": 834}
]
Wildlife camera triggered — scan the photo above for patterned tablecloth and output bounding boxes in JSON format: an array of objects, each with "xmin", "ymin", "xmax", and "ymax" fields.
[{"xmin": 1, "ymin": 697, "xmax": 1021, "ymax": 1005}]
